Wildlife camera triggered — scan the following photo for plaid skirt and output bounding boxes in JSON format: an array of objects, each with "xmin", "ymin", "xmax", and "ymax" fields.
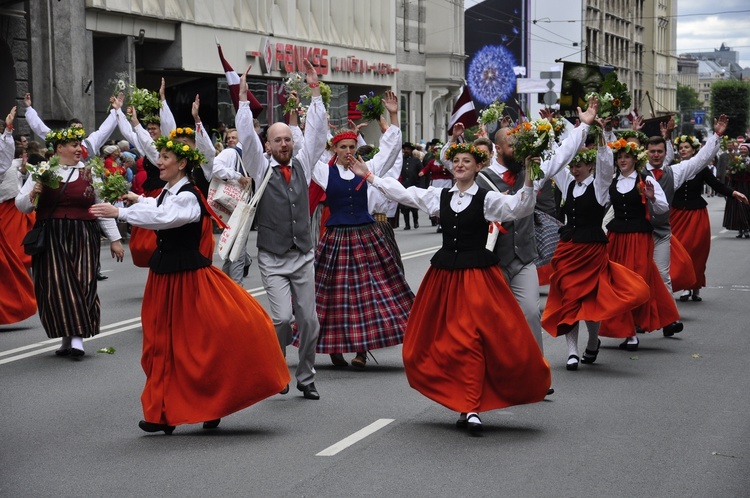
[
  {"xmin": 314, "ymin": 223, "xmax": 414, "ymax": 353},
  {"xmin": 533, "ymin": 210, "xmax": 563, "ymax": 267},
  {"xmin": 33, "ymin": 218, "xmax": 101, "ymax": 338}
]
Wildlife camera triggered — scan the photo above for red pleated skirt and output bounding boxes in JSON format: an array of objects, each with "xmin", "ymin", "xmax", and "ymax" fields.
[
  {"xmin": 128, "ymin": 188, "xmax": 162, "ymax": 268},
  {"xmin": 669, "ymin": 235, "xmax": 698, "ymax": 292},
  {"xmin": 670, "ymin": 207, "xmax": 710, "ymax": 289},
  {"xmin": 536, "ymin": 263, "xmax": 552, "ymax": 286},
  {"xmin": 140, "ymin": 265, "xmax": 290, "ymax": 426},
  {"xmin": 403, "ymin": 266, "xmax": 550, "ymax": 413},
  {"xmin": 0, "ymin": 223, "xmax": 36, "ymax": 324},
  {"xmin": 0, "ymin": 199, "xmax": 35, "ymax": 268},
  {"xmin": 541, "ymin": 241, "xmax": 650, "ymax": 337},
  {"xmin": 599, "ymin": 232, "xmax": 680, "ymax": 337}
]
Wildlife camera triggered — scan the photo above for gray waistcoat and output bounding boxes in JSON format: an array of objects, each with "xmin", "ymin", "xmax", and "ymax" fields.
[
  {"xmin": 255, "ymin": 158, "xmax": 314, "ymax": 255},
  {"xmin": 647, "ymin": 166, "xmax": 675, "ymax": 239},
  {"xmin": 477, "ymin": 168, "xmax": 537, "ymax": 266}
]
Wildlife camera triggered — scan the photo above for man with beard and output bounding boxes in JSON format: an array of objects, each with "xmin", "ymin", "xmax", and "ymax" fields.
[{"xmin": 462, "ymin": 102, "xmax": 598, "ymax": 394}]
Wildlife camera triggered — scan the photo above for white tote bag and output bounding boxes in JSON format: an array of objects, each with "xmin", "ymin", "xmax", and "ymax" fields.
[
  {"xmin": 476, "ymin": 171, "xmax": 505, "ymax": 251},
  {"xmin": 207, "ymin": 150, "xmax": 248, "ymax": 224},
  {"xmin": 218, "ymin": 163, "xmax": 274, "ymax": 261}
]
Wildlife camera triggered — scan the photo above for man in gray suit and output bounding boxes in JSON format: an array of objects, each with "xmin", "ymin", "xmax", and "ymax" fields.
[{"xmin": 236, "ymin": 60, "xmax": 327, "ymax": 400}]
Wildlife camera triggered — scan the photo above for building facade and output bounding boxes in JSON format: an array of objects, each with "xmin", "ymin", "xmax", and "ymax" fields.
[{"xmin": 1, "ymin": 0, "xmax": 464, "ymax": 144}]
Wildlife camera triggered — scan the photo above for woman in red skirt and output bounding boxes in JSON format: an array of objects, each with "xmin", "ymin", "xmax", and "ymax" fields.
[
  {"xmin": 671, "ymin": 136, "xmax": 749, "ymax": 302},
  {"xmin": 91, "ymin": 137, "xmax": 288, "ymax": 435},
  {"xmin": 349, "ymin": 143, "xmax": 550, "ymax": 435},
  {"xmin": 541, "ymin": 137, "xmax": 650, "ymax": 369},
  {"xmin": 599, "ymin": 140, "xmax": 681, "ymax": 350}
]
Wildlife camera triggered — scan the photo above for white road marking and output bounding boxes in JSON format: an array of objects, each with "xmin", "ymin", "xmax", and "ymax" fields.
[
  {"xmin": 1, "ymin": 247, "xmax": 442, "ymax": 365},
  {"xmin": 316, "ymin": 418, "xmax": 395, "ymax": 456}
]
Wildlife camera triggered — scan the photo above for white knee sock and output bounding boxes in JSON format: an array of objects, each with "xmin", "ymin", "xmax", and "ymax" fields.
[
  {"xmin": 566, "ymin": 324, "xmax": 579, "ymax": 358},
  {"xmin": 71, "ymin": 336, "xmax": 83, "ymax": 351}
]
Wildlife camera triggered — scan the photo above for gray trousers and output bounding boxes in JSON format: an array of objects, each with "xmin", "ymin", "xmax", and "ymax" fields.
[
  {"xmin": 653, "ymin": 232, "xmax": 672, "ymax": 293},
  {"xmin": 258, "ymin": 248, "xmax": 319, "ymax": 386},
  {"xmin": 502, "ymin": 258, "xmax": 544, "ymax": 353},
  {"xmin": 221, "ymin": 250, "xmax": 252, "ymax": 285}
]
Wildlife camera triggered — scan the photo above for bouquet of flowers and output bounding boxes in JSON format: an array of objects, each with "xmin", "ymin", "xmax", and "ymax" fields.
[
  {"xmin": 88, "ymin": 156, "xmax": 130, "ymax": 203},
  {"xmin": 479, "ymin": 101, "xmax": 506, "ymax": 125},
  {"xmin": 549, "ymin": 117, "xmax": 567, "ymax": 145},
  {"xmin": 127, "ymin": 85, "xmax": 161, "ymax": 119},
  {"xmin": 508, "ymin": 118, "xmax": 559, "ymax": 179},
  {"xmin": 728, "ymin": 154, "xmax": 747, "ymax": 175},
  {"xmin": 105, "ymin": 71, "xmax": 130, "ymax": 113},
  {"xmin": 26, "ymin": 156, "xmax": 61, "ymax": 205},
  {"xmin": 360, "ymin": 146, "xmax": 379, "ymax": 162},
  {"xmin": 283, "ymin": 73, "xmax": 311, "ymax": 114},
  {"xmin": 356, "ymin": 91, "xmax": 386, "ymax": 122},
  {"xmin": 319, "ymin": 81, "xmax": 332, "ymax": 110},
  {"xmin": 585, "ymin": 72, "xmax": 631, "ymax": 118}
]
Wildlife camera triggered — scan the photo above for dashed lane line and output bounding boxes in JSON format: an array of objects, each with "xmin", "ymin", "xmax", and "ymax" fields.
[{"xmin": 316, "ymin": 418, "xmax": 395, "ymax": 456}]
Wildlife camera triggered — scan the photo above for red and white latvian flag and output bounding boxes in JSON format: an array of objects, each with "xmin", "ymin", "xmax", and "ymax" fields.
[
  {"xmin": 448, "ymin": 85, "xmax": 479, "ymax": 136},
  {"xmin": 217, "ymin": 40, "xmax": 264, "ymax": 116}
]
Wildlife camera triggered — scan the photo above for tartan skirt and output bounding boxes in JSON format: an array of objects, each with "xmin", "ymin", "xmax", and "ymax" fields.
[
  {"xmin": 0, "ymin": 222, "xmax": 36, "ymax": 324},
  {"xmin": 314, "ymin": 223, "xmax": 414, "ymax": 353},
  {"xmin": 541, "ymin": 240, "xmax": 650, "ymax": 337},
  {"xmin": 33, "ymin": 218, "xmax": 101, "ymax": 338},
  {"xmin": 723, "ymin": 178, "xmax": 750, "ymax": 231},
  {"xmin": 599, "ymin": 232, "xmax": 680, "ymax": 337},
  {"xmin": 671, "ymin": 207, "xmax": 711, "ymax": 288}
]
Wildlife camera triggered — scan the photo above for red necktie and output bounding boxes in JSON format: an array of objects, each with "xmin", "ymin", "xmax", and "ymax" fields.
[
  {"xmin": 652, "ymin": 168, "xmax": 663, "ymax": 181},
  {"xmin": 502, "ymin": 170, "xmax": 517, "ymax": 187},
  {"xmin": 278, "ymin": 164, "xmax": 291, "ymax": 184}
]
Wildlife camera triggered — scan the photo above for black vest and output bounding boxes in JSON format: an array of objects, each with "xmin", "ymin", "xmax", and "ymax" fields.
[
  {"xmin": 606, "ymin": 173, "xmax": 654, "ymax": 233},
  {"xmin": 148, "ymin": 183, "xmax": 212, "ymax": 274},
  {"xmin": 559, "ymin": 181, "xmax": 608, "ymax": 243},
  {"xmin": 672, "ymin": 168, "xmax": 732, "ymax": 210},
  {"xmin": 430, "ymin": 187, "xmax": 499, "ymax": 270},
  {"xmin": 141, "ymin": 157, "xmax": 167, "ymax": 192}
]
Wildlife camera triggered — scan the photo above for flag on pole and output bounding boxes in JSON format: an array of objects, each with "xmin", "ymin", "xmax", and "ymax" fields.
[
  {"xmin": 216, "ymin": 39, "xmax": 264, "ymax": 116},
  {"xmin": 448, "ymin": 85, "xmax": 479, "ymax": 135}
]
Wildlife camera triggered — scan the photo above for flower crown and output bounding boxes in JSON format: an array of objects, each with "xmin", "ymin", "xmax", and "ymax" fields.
[
  {"xmin": 154, "ymin": 136, "xmax": 206, "ymax": 165},
  {"xmin": 45, "ymin": 127, "xmax": 86, "ymax": 149},
  {"xmin": 571, "ymin": 149, "xmax": 597, "ymax": 165},
  {"xmin": 608, "ymin": 138, "xmax": 648, "ymax": 166},
  {"xmin": 445, "ymin": 143, "xmax": 489, "ymax": 163},
  {"xmin": 141, "ymin": 114, "xmax": 161, "ymax": 126},
  {"xmin": 169, "ymin": 127, "xmax": 195, "ymax": 141},
  {"xmin": 617, "ymin": 130, "xmax": 648, "ymax": 144},
  {"xmin": 674, "ymin": 135, "xmax": 701, "ymax": 150}
]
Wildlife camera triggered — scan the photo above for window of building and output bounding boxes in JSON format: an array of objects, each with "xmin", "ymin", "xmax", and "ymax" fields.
[{"xmin": 400, "ymin": 92, "xmax": 410, "ymax": 140}]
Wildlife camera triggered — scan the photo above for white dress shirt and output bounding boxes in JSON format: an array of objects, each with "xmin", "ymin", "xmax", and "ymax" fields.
[
  {"xmin": 117, "ymin": 176, "xmax": 201, "ymax": 230},
  {"xmin": 651, "ymin": 133, "xmax": 720, "ymax": 186},
  {"xmin": 25, "ymin": 106, "xmax": 118, "ymax": 157}
]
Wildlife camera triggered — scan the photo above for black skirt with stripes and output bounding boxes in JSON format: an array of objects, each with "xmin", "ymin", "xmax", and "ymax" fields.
[
  {"xmin": 32, "ymin": 218, "xmax": 102, "ymax": 338},
  {"xmin": 723, "ymin": 177, "xmax": 750, "ymax": 231}
]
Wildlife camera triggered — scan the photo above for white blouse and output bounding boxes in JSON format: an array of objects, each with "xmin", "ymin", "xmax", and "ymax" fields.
[{"xmin": 117, "ymin": 176, "xmax": 201, "ymax": 230}]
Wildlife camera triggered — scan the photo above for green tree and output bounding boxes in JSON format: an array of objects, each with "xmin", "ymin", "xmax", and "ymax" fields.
[
  {"xmin": 710, "ymin": 80, "xmax": 750, "ymax": 138},
  {"xmin": 676, "ymin": 85, "xmax": 702, "ymax": 113}
]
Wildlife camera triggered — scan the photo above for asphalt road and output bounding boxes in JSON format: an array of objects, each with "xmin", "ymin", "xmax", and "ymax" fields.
[{"xmin": 2, "ymin": 199, "xmax": 749, "ymax": 497}]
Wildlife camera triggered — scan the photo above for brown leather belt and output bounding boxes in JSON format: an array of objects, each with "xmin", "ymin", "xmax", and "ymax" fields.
[{"xmin": 373, "ymin": 213, "xmax": 387, "ymax": 222}]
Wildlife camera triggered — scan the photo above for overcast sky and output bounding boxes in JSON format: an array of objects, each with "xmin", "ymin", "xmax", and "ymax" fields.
[{"xmin": 671, "ymin": 1, "xmax": 748, "ymax": 67}]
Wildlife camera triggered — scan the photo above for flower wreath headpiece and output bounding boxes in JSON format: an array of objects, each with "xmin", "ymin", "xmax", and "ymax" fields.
[
  {"xmin": 445, "ymin": 143, "xmax": 489, "ymax": 163},
  {"xmin": 617, "ymin": 130, "xmax": 649, "ymax": 145},
  {"xmin": 674, "ymin": 135, "xmax": 701, "ymax": 150},
  {"xmin": 45, "ymin": 127, "xmax": 86, "ymax": 149},
  {"xmin": 168, "ymin": 127, "xmax": 196, "ymax": 141},
  {"xmin": 571, "ymin": 148, "xmax": 597, "ymax": 165},
  {"xmin": 154, "ymin": 136, "xmax": 206, "ymax": 166},
  {"xmin": 141, "ymin": 114, "xmax": 161, "ymax": 126},
  {"xmin": 608, "ymin": 138, "xmax": 648, "ymax": 166}
]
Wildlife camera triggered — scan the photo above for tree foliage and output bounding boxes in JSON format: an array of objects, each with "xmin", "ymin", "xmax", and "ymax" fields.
[
  {"xmin": 710, "ymin": 80, "xmax": 750, "ymax": 138},
  {"xmin": 676, "ymin": 85, "xmax": 702, "ymax": 112}
]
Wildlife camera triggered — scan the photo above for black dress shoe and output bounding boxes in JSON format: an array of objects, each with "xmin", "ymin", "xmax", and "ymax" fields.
[
  {"xmin": 202, "ymin": 419, "xmax": 221, "ymax": 429},
  {"xmin": 55, "ymin": 347, "xmax": 71, "ymax": 357},
  {"xmin": 279, "ymin": 384, "xmax": 289, "ymax": 395},
  {"xmin": 296, "ymin": 382, "xmax": 320, "ymax": 400},
  {"xmin": 456, "ymin": 414, "xmax": 468, "ymax": 428},
  {"xmin": 70, "ymin": 348, "xmax": 85, "ymax": 359},
  {"xmin": 96, "ymin": 272, "xmax": 108, "ymax": 281},
  {"xmin": 566, "ymin": 354, "xmax": 579, "ymax": 371},
  {"xmin": 546, "ymin": 388, "xmax": 555, "ymax": 396},
  {"xmin": 619, "ymin": 338, "xmax": 639, "ymax": 351},
  {"xmin": 581, "ymin": 339, "xmax": 601, "ymax": 364},
  {"xmin": 663, "ymin": 321, "xmax": 684, "ymax": 337},
  {"xmin": 466, "ymin": 413, "xmax": 483, "ymax": 436},
  {"xmin": 139, "ymin": 420, "xmax": 175, "ymax": 435}
]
